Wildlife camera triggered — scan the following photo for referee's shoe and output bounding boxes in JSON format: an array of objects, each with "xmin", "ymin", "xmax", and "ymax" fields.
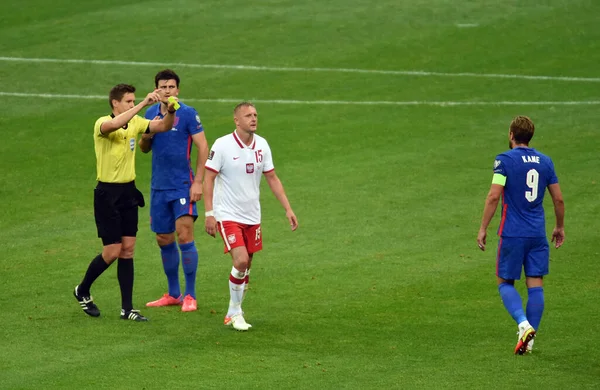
[
  {"xmin": 120, "ymin": 309, "xmax": 148, "ymax": 322},
  {"xmin": 73, "ymin": 285, "xmax": 101, "ymax": 317}
]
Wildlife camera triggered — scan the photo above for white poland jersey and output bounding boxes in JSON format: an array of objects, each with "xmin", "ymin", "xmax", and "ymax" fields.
[{"xmin": 205, "ymin": 131, "xmax": 274, "ymax": 224}]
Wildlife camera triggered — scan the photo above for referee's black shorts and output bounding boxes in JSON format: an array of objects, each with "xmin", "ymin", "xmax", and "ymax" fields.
[{"xmin": 94, "ymin": 181, "xmax": 145, "ymax": 246}]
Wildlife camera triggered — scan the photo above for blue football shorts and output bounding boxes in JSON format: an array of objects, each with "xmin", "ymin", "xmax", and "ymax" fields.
[
  {"xmin": 150, "ymin": 188, "xmax": 198, "ymax": 234},
  {"xmin": 496, "ymin": 236, "xmax": 549, "ymax": 280}
]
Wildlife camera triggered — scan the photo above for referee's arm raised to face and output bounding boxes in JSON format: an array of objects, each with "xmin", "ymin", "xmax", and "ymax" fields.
[{"xmin": 101, "ymin": 90, "xmax": 177, "ymax": 135}]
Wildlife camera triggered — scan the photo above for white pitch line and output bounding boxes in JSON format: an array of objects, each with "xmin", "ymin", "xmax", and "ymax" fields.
[
  {"xmin": 1, "ymin": 56, "xmax": 599, "ymax": 83},
  {"xmin": 2, "ymin": 91, "xmax": 600, "ymax": 106}
]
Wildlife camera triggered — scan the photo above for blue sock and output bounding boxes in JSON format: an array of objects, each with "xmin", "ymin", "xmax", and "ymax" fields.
[
  {"xmin": 498, "ymin": 282, "xmax": 527, "ymax": 325},
  {"xmin": 160, "ymin": 242, "xmax": 181, "ymax": 298},
  {"xmin": 526, "ymin": 287, "xmax": 544, "ymax": 330},
  {"xmin": 180, "ymin": 241, "xmax": 198, "ymax": 299}
]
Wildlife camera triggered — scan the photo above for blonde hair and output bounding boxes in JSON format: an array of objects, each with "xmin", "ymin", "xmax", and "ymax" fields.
[{"xmin": 510, "ymin": 116, "xmax": 535, "ymax": 144}]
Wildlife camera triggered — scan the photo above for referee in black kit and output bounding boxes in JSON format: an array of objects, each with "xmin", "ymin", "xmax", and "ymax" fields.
[{"xmin": 73, "ymin": 83, "xmax": 179, "ymax": 321}]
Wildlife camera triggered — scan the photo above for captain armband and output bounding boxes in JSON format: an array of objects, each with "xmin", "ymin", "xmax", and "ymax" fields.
[{"xmin": 491, "ymin": 173, "xmax": 506, "ymax": 186}]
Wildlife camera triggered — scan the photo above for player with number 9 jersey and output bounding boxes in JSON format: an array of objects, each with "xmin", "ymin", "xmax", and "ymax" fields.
[
  {"xmin": 492, "ymin": 147, "xmax": 558, "ymax": 238},
  {"xmin": 477, "ymin": 116, "xmax": 565, "ymax": 356}
]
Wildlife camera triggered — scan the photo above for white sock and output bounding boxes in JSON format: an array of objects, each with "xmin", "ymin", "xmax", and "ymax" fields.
[
  {"xmin": 227, "ymin": 266, "xmax": 245, "ymax": 317},
  {"xmin": 242, "ymin": 268, "xmax": 250, "ymax": 303},
  {"xmin": 518, "ymin": 320, "xmax": 532, "ymax": 332}
]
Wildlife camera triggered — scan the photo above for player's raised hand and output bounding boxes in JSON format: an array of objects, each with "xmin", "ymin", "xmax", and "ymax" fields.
[
  {"xmin": 551, "ymin": 227, "xmax": 565, "ymax": 248},
  {"xmin": 477, "ymin": 229, "xmax": 487, "ymax": 251},
  {"xmin": 205, "ymin": 216, "xmax": 218, "ymax": 237},
  {"xmin": 286, "ymin": 210, "xmax": 298, "ymax": 231}
]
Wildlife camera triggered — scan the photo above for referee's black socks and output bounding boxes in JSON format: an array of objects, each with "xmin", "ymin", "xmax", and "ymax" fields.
[
  {"xmin": 117, "ymin": 258, "xmax": 134, "ymax": 311},
  {"xmin": 79, "ymin": 254, "xmax": 110, "ymax": 296}
]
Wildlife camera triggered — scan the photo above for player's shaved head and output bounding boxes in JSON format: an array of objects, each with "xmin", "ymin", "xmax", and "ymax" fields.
[
  {"xmin": 510, "ymin": 116, "xmax": 535, "ymax": 145},
  {"xmin": 234, "ymin": 102, "xmax": 255, "ymax": 116}
]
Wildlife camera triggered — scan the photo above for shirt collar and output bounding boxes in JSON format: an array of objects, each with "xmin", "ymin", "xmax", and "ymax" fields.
[{"xmin": 232, "ymin": 130, "xmax": 256, "ymax": 149}]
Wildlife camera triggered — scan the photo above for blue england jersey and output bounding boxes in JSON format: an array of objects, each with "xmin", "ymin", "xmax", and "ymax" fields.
[
  {"xmin": 493, "ymin": 147, "xmax": 558, "ymax": 238},
  {"xmin": 144, "ymin": 102, "xmax": 204, "ymax": 190}
]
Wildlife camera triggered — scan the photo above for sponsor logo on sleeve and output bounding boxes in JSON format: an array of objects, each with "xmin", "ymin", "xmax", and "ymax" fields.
[
  {"xmin": 208, "ymin": 150, "xmax": 215, "ymax": 160},
  {"xmin": 494, "ymin": 160, "xmax": 501, "ymax": 169}
]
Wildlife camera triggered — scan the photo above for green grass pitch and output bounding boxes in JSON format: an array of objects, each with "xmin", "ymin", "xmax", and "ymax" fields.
[{"xmin": 1, "ymin": 0, "xmax": 599, "ymax": 388}]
